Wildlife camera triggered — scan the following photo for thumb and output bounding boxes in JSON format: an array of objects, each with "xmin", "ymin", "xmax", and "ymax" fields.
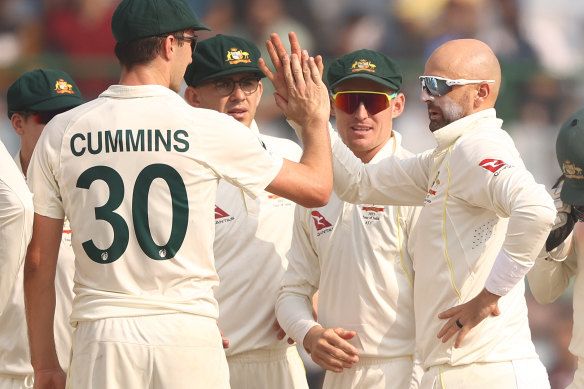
[
  {"xmin": 273, "ymin": 93, "xmax": 289, "ymax": 113},
  {"xmin": 334, "ymin": 328, "xmax": 356, "ymax": 340},
  {"xmin": 491, "ymin": 305, "xmax": 501, "ymax": 316}
]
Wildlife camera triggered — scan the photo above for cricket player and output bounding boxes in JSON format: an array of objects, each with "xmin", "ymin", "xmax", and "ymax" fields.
[
  {"xmin": 528, "ymin": 107, "xmax": 584, "ymax": 389},
  {"xmin": 276, "ymin": 49, "xmax": 422, "ymax": 389},
  {"xmin": 23, "ymin": 0, "xmax": 331, "ymax": 388},
  {"xmin": 183, "ymin": 34, "xmax": 308, "ymax": 389},
  {"xmin": 0, "ymin": 141, "xmax": 33, "ymax": 316},
  {"xmin": 264, "ymin": 36, "xmax": 556, "ymax": 388},
  {"xmin": 0, "ymin": 69, "xmax": 81, "ymax": 388}
]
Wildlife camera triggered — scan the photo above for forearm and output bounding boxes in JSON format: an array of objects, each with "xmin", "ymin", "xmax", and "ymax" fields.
[
  {"xmin": 23, "ymin": 215, "xmax": 63, "ymax": 370},
  {"xmin": 486, "ymin": 204, "xmax": 556, "ymax": 296},
  {"xmin": 276, "ymin": 292, "xmax": 319, "ymax": 346}
]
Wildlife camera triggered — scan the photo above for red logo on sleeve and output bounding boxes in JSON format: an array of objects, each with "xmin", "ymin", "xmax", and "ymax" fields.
[
  {"xmin": 311, "ymin": 211, "xmax": 332, "ymax": 231},
  {"xmin": 479, "ymin": 159, "xmax": 507, "ymax": 173}
]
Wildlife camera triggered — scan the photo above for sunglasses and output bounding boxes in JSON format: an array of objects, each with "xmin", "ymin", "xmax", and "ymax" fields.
[
  {"xmin": 160, "ymin": 34, "xmax": 198, "ymax": 55},
  {"xmin": 332, "ymin": 91, "xmax": 398, "ymax": 115},
  {"xmin": 574, "ymin": 205, "xmax": 584, "ymax": 222},
  {"xmin": 419, "ymin": 76, "xmax": 495, "ymax": 97}
]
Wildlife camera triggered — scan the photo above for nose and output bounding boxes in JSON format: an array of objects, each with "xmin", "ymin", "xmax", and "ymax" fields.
[
  {"xmin": 353, "ymin": 102, "xmax": 369, "ymax": 119},
  {"xmin": 420, "ymin": 87, "xmax": 434, "ymax": 103},
  {"xmin": 230, "ymin": 84, "xmax": 246, "ymax": 100}
]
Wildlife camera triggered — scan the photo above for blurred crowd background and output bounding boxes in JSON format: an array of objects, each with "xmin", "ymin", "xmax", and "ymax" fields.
[{"xmin": 0, "ymin": 0, "xmax": 581, "ymax": 387}]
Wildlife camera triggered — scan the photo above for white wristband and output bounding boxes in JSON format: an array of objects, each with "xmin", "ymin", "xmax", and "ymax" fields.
[{"xmin": 485, "ymin": 250, "xmax": 533, "ymax": 296}]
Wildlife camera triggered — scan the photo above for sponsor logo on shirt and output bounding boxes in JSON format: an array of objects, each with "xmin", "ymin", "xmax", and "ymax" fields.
[
  {"xmin": 311, "ymin": 211, "xmax": 333, "ymax": 236},
  {"xmin": 62, "ymin": 217, "xmax": 72, "ymax": 247},
  {"xmin": 215, "ymin": 206, "xmax": 235, "ymax": 224},
  {"xmin": 425, "ymin": 174, "xmax": 440, "ymax": 205},
  {"xmin": 479, "ymin": 159, "xmax": 513, "ymax": 176},
  {"xmin": 361, "ymin": 205, "xmax": 384, "ymax": 225},
  {"xmin": 266, "ymin": 193, "xmax": 295, "ymax": 208}
]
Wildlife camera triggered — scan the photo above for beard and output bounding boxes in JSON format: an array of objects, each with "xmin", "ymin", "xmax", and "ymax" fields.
[{"xmin": 427, "ymin": 97, "xmax": 465, "ymax": 132}]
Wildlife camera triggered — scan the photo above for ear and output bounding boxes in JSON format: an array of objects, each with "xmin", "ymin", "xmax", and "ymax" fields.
[
  {"xmin": 475, "ymin": 82, "xmax": 490, "ymax": 108},
  {"xmin": 184, "ymin": 86, "xmax": 202, "ymax": 107},
  {"xmin": 329, "ymin": 94, "xmax": 336, "ymax": 117},
  {"xmin": 161, "ymin": 35, "xmax": 175, "ymax": 60},
  {"xmin": 11, "ymin": 113, "xmax": 26, "ymax": 136},
  {"xmin": 391, "ymin": 92, "xmax": 405, "ymax": 119}
]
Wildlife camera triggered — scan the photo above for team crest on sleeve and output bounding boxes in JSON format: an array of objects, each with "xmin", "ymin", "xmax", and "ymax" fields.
[
  {"xmin": 351, "ymin": 59, "xmax": 376, "ymax": 73},
  {"xmin": 55, "ymin": 78, "xmax": 75, "ymax": 94},
  {"xmin": 226, "ymin": 48, "xmax": 251, "ymax": 64},
  {"xmin": 479, "ymin": 159, "xmax": 512, "ymax": 175},
  {"xmin": 215, "ymin": 205, "xmax": 234, "ymax": 224},
  {"xmin": 311, "ymin": 211, "xmax": 333, "ymax": 236}
]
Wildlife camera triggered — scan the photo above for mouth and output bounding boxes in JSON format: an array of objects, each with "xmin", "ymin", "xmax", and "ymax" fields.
[
  {"xmin": 227, "ymin": 107, "xmax": 248, "ymax": 121},
  {"xmin": 427, "ymin": 107, "xmax": 441, "ymax": 121},
  {"xmin": 350, "ymin": 124, "xmax": 372, "ymax": 134}
]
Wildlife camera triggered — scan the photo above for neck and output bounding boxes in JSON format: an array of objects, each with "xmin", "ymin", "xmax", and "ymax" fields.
[{"xmin": 119, "ymin": 62, "xmax": 171, "ymax": 88}]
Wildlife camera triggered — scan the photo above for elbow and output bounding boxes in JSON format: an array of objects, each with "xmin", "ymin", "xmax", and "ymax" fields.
[{"xmin": 302, "ymin": 182, "xmax": 332, "ymax": 208}]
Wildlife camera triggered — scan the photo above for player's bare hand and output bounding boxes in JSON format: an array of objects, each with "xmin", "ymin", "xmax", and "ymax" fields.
[
  {"xmin": 303, "ymin": 326, "xmax": 359, "ymax": 373},
  {"xmin": 259, "ymin": 32, "xmax": 324, "ymax": 103},
  {"xmin": 269, "ymin": 50, "xmax": 329, "ymax": 127},
  {"xmin": 272, "ymin": 318, "xmax": 294, "ymax": 345},
  {"xmin": 437, "ymin": 288, "xmax": 501, "ymax": 348},
  {"xmin": 33, "ymin": 367, "xmax": 66, "ymax": 389},
  {"xmin": 217, "ymin": 321, "xmax": 230, "ymax": 349}
]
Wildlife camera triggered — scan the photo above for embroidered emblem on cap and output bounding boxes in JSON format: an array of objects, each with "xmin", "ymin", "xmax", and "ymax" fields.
[
  {"xmin": 55, "ymin": 79, "xmax": 75, "ymax": 94},
  {"xmin": 351, "ymin": 59, "xmax": 376, "ymax": 73},
  {"xmin": 226, "ymin": 48, "xmax": 251, "ymax": 64},
  {"xmin": 562, "ymin": 160, "xmax": 583, "ymax": 179}
]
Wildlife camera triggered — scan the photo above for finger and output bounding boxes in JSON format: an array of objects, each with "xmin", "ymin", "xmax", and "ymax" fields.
[
  {"xmin": 276, "ymin": 328, "xmax": 287, "ymax": 340},
  {"xmin": 437, "ymin": 305, "xmax": 461, "ymax": 319},
  {"xmin": 287, "ymin": 337, "xmax": 294, "ymax": 345},
  {"xmin": 288, "ymin": 31, "xmax": 301, "ymax": 58},
  {"xmin": 315, "ymin": 55, "xmax": 325, "ymax": 77},
  {"xmin": 308, "ymin": 56, "xmax": 323, "ymax": 84},
  {"xmin": 312, "ymin": 345, "xmax": 357, "ymax": 371},
  {"xmin": 265, "ymin": 40, "xmax": 281, "ymax": 71},
  {"xmin": 438, "ymin": 324, "xmax": 458, "ymax": 343},
  {"xmin": 454, "ymin": 327, "xmax": 470, "ymax": 348},
  {"xmin": 302, "ymin": 51, "xmax": 311, "ymax": 83},
  {"xmin": 258, "ymin": 58, "xmax": 275, "ymax": 83},
  {"xmin": 290, "ymin": 52, "xmax": 306, "ymax": 91},
  {"xmin": 271, "ymin": 33, "xmax": 289, "ymax": 67}
]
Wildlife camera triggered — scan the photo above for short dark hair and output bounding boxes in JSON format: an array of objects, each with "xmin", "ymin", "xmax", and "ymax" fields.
[{"xmin": 114, "ymin": 30, "xmax": 188, "ymax": 68}]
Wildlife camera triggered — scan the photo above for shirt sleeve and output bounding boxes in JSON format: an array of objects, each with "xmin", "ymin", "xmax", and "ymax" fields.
[
  {"xmin": 0, "ymin": 143, "xmax": 33, "ymax": 314},
  {"xmin": 276, "ymin": 205, "xmax": 320, "ymax": 346},
  {"xmin": 331, "ymin": 129, "xmax": 431, "ymax": 206},
  {"xmin": 452, "ymin": 132, "xmax": 557, "ymax": 295},
  {"xmin": 527, "ymin": 240, "xmax": 577, "ymax": 304}
]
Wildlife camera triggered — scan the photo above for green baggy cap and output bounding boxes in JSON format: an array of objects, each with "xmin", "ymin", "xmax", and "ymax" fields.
[
  {"xmin": 557, "ymin": 107, "xmax": 584, "ymax": 206},
  {"xmin": 7, "ymin": 69, "xmax": 83, "ymax": 118},
  {"xmin": 111, "ymin": 0, "xmax": 210, "ymax": 43},
  {"xmin": 184, "ymin": 34, "xmax": 264, "ymax": 87},
  {"xmin": 326, "ymin": 49, "xmax": 402, "ymax": 91}
]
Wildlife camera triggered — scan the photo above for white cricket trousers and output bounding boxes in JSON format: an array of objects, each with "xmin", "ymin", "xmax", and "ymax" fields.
[
  {"xmin": 226, "ymin": 345, "xmax": 308, "ymax": 389},
  {"xmin": 322, "ymin": 355, "xmax": 420, "ymax": 389},
  {"xmin": 67, "ymin": 313, "xmax": 230, "ymax": 388},
  {"xmin": 419, "ymin": 359, "xmax": 550, "ymax": 389},
  {"xmin": 568, "ymin": 357, "xmax": 584, "ymax": 389}
]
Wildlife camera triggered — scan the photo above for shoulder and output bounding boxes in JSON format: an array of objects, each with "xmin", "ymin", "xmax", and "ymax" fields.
[{"xmin": 260, "ymin": 134, "xmax": 302, "ymax": 161}]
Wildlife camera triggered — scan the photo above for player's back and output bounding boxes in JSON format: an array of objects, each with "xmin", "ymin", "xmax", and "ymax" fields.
[{"xmin": 28, "ymin": 84, "xmax": 282, "ymax": 322}]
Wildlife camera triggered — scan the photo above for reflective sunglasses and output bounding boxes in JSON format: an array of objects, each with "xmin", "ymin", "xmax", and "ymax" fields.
[
  {"xmin": 419, "ymin": 76, "xmax": 495, "ymax": 97},
  {"xmin": 574, "ymin": 205, "xmax": 584, "ymax": 222},
  {"xmin": 332, "ymin": 91, "xmax": 398, "ymax": 115},
  {"xmin": 210, "ymin": 76, "xmax": 261, "ymax": 96}
]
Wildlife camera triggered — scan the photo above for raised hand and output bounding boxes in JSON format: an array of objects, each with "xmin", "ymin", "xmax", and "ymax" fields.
[{"xmin": 259, "ymin": 32, "xmax": 324, "ymax": 104}]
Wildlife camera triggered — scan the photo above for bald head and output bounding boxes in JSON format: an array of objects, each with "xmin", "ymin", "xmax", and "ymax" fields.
[{"xmin": 425, "ymin": 39, "xmax": 501, "ymax": 107}]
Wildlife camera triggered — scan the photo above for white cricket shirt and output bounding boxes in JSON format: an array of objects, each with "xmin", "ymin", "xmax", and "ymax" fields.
[
  {"xmin": 330, "ymin": 109, "xmax": 556, "ymax": 369},
  {"xmin": 213, "ymin": 120, "xmax": 302, "ymax": 356},
  {"xmin": 27, "ymin": 85, "xmax": 283, "ymax": 323},
  {"xmin": 0, "ymin": 140, "xmax": 33, "ymax": 315},
  {"xmin": 277, "ymin": 132, "xmax": 419, "ymax": 358},
  {"xmin": 0, "ymin": 154, "xmax": 75, "ymax": 375}
]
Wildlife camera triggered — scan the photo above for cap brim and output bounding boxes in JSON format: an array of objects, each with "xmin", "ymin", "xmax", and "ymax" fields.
[
  {"xmin": 329, "ymin": 73, "xmax": 399, "ymax": 91},
  {"xmin": 28, "ymin": 96, "xmax": 83, "ymax": 112},
  {"xmin": 561, "ymin": 179, "xmax": 584, "ymax": 206},
  {"xmin": 192, "ymin": 68, "xmax": 265, "ymax": 86}
]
